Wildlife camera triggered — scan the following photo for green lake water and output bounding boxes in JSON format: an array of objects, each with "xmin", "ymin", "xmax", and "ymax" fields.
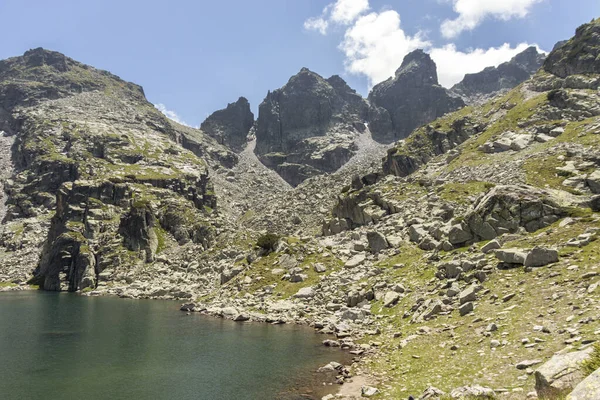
[{"xmin": 0, "ymin": 291, "xmax": 347, "ymax": 400}]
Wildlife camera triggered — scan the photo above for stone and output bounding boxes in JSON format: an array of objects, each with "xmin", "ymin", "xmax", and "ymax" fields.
[
  {"xmin": 367, "ymin": 231, "xmax": 389, "ymax": 253},
  {"xmin": 495, "ymin": 249, "xmax": 527, "ymax": 265},
  {"xmin": 361, "ymin": 386, "xmax": 379, "ymax": 397},
  {"xmin": 459, "ymin": 302, "xmax": 474, "ymax": 316},
  {"xmin": 450, "ymin": 385, "xmax": 496, "ymax": 399},
  {"xmin": 568, "ymin": 367, "xmax": 600, "ymax": 399},
  {"xmin": 294, "ymin": 287, "xmax": 315, "ymax": 299},
  {"xmin": 481, "ymin": 239, "xmax": 501, "ymax": 254},
  {"xmin": 517, "ymin": 359, "xmax": 543, "ymax": 370},
  {"xmin": 383, "ymin": 291, "xmax": 400, "ymax": 308},
  {"xmin": 459, "ymin": 285, "xmax": 478, "ymax": 305},
  {"xmin": 587, "ymin": 170, "xmax": 600, "ymax": 194},
  {"xmin": 345, "ymin": 254, "xmax": 366, "ymax": 269},
  {"xmin": 535, "ymin": 347, "xmax": 594, "ymax": 399},
  {"xmin": 524, "ymin": 247, "xmax": 559, "ymax": 268}
]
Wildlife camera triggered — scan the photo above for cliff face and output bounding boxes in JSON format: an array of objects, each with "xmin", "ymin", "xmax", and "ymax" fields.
[
  {"xmin": 0, "ymin": 48, "xmax": 223, "ymax": 291},
  {"xmin": 451, "ymin": 46, "xmax": 546, "ymax": 103},
  {"xmin": 254, "ymin": 68, "xmax": 369, "ymax": 186},
  {"xmin": 368, "ymin": 49, "xmax": 465, "ymax": 142},
  {"xmin": 200, "ymin": 97, "xmax": 254, "ymax": 153}
]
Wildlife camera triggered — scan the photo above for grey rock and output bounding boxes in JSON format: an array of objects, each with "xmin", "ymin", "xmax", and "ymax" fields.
[
  {"xmin": 524, "ymin": 247, "xmax": 559, "ymax": 268},
  {"xmin": 535, "ymin": 347, "xmax": 594, "ymax": 399}
]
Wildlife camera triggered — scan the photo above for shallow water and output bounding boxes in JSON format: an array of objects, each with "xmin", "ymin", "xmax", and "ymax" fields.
[{"xmin": 0, "ymin": 291, "xmax": 347, "ymax": 400}]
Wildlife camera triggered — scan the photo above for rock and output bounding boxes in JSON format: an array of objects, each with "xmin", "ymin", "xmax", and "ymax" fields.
[
  {"xmin": 345, "ymin": 254, "xmax": 366, "ymax": 268},
  {"xmin": 517, "ymin": 359, "xmax": 543, "ymax": 370},
  {"xmin": 361, "ymin": 386, "xmax": 379, "ymax": 397},
  {"xmin": 587, "ymin": 170, "xmax": 600, "ymax": 194},
  {"xmin": 313, "ymin": 263, "xmax": 327, "ymax": 273},
  {"xmin": 233, "ymin": 313, "xmax": 250, "ymax": 322},
  {"xmin": 367, "ymin": 231, "xmax": 389, "ymax": 253},
  {"xmin": 368, "ymin": 49, "xmax": 464, "ymax": 142},
  {"xmin": 495, "ymin": 249, "xmax": 527, "ymax": 265},
  {"xmin": 459, "ymin": 302, "xmax": 474, "ymax": 316},
  {"xmin": 459, "ymin": 285, "xmax": 478, "ymax": 305},
  {"xmin": 451, "ymin": 46, "xmax": 545, "ymax": 104},
  {"xmin": 450, "ymin": 385, "xmax": 495, "ymax": 399},
  {"xmin": 568, "ymin": 367, "xmax": 600, "ymax": 399},
  {"xmin": 535, "ymin": 347, "xmax": 594, "ymax": 398},
  {"xmin": 200, "ymin": 97, "xmax": 254, "ymax": 152},
  {"xmin": 481, "ymin": 239, "xmax": 501, "ymax": 254},
  {"xmin": 383, "ymin": 291, "xmax": 400, "ymax": 308},
  {"xmin": 524, "ymin": 247, "xmax": 559, "ymax": 268},
  {"xmin": 294, "ymin": 287, "xmax": 315, "ymax": 299},
  {"xmin": 419, "ymin": 386, "xmax": 446, "ymax": 399}
]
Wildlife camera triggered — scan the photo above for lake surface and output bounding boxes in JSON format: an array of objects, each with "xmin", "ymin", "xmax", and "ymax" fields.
[{"xmin": 0, "ymin": 291, "xmax": 347, "ymax": 400}]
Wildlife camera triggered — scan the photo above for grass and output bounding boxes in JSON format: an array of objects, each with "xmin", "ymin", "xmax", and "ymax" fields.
[{"xmin": 438, "ymin": 181, "xmax": 495, "ymax": 204}]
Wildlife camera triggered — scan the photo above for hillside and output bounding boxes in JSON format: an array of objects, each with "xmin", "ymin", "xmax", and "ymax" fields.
[{"xmin": 1, "ymin": 17, "xmax": 600, "ymax": 400}]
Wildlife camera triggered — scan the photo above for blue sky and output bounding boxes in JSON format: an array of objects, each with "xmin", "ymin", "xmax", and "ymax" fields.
[{"xmin": 0, "ymin": 0, "xmax": 597, "ymax": 127}]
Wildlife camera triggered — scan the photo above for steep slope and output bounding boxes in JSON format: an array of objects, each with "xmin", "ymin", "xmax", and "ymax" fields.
[
  {"xmin": 451, "ymin": 46, "xmax": 546, "ymax": 104},
  {"xmin": 368, "ymin": 49, "xmax": 465, "ymax": 142},
  {"xmin": 0, "ymin": 48, "xmax": 233, "ymax": 291}
]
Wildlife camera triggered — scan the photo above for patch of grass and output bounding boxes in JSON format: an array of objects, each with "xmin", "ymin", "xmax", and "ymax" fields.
[
  {"xmin": 0, "ymin": 282, "xmax": 17, "ymax": 288},
  {"xmin": 438, "ymin": 181, "xmax": 494, "ymax": 204},
  {"xmin": 582, "ymin": 343, "xmax": 600, "ymax": 376},
  {"xmin": 256, "ymin": 233, "xmax": 280, "ymax": 254}
]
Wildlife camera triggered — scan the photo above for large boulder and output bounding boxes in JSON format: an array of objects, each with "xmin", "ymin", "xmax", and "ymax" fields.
[
  {"xmin": 568, "ymin": 367, "xmax": 600, "ymax": 399},
  {"xmin": 535, "ymin": 347, "xmax": 594, "ymax": 399},
  {"xmin": 368, "ymin": 49, "xmax": 464, "ymax": 142},
  {"xmin": 449, "ymin": 185, "xmax": 565, "ymax": 246}
]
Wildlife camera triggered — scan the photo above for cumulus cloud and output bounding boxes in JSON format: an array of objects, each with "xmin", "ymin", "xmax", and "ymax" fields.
[
  {"xmin": 340, "ymin": 10, "xmax": 430, "ymax": 86},
  {"xmin": 307, "ymin": 1, "xmax": 542, "ymax": 89},
  {"xmin": 154, "ymin": 103, "xmax": 191, "ymax": 127},
  {"xmin": 441, "ymin": 0, "xmax": 543, "ymax": 38},
  {"xmin": 431, "ymin": 43, "xmax": 540, "ymax": 87},
  {"xmin": 304, "ymin": 0, "xmax": 369, "ymax": 34}
]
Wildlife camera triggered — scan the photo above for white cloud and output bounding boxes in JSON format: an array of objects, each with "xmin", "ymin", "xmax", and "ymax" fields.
[
  {"xmin": 304, "ymin": 0, "xmax": 369, "ymax": 34},
  {"xmin": 431, "ymin": 43, "xmax": 539, "ymax": 87},
  {"xmin": 331, "ymin": 0, "xmax": 370, "ymax": 24},
  {"xmin": 154, "ymin": 103, "xmax": 191, "ymax": 127},
  {"xmin": 340, "ymin": 10, "xmax": 430, "ymax": 86},
  {"xmin": 441, "ymin": 0, "xmax": 542, "ymax": 38},
  {"xmin": 308, "ymin": 2, "xmax": 541, "ymax": 89},
  {"xmin": 304, "ymin": 17, "xmax": 329, "ymax": 35}
]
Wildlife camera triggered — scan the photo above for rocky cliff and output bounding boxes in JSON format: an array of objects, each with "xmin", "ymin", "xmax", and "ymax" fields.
[
  {"xmin": 200, "ymin": 96, "xmax": 254, "ymax": 152},
  {"xmin": 451, "ymin": 46, "xmax": 546, "ymax": 104},
  {"xmin": 368, "ymin": 49, "xmax": 465, "ymax": 142},
  {"xmin": 254, "ymin": 68, "xmax": 370, "ymax": 186},
  {"xmin": 0, "ymin": 48, "xmax": 224, "ymax": 291}
]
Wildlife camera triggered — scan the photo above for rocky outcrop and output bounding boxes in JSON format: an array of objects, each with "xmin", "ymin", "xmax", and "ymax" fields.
[
  {"xmin": 368, "ymin": 50, "xmax": 465, "ymax": 142},
  {"xmin": 200, "ymin": 97, "xmax": 254, "ymax": 152},
  {"xmin": 544, "ymin": 18, "xmax": 600, "ymax": 78},
  {"xmin": 383, "ymin": 116, "xmax": 482, "ymax": 177},
  {"xmin": 535, "ymin": 347, "xmax": 594, "ymax": 399},
  {"xmin": 452, "ymin": 46, "xmax": 545, "ymax": 104},
  {"xmin": 448, "ymin": 185, "xmax": 565, "ymax": 246},
  {"xmin": 254, "ymin": 68, "xmax": 369, "ymax": 186}
]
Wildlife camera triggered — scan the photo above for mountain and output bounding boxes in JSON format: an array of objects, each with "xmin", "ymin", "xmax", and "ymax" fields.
[
  {"xmin": 254, "ymin": 67, "xmax": 370, "ymax": 186},
  {"xmin": 368, "ymin": 49, "xmax": 465, "ymax": 141},
  {"xmin": 0, "ymin": 48, "xmax": 231, "ymax": 291},
  {"xmin": 451, "ymin": 46, "xmax": 546, "ymax": 104},
  {"xmin": 200, "ymin": 96, "xmax": 254, "ymax": 153},
  {"xmin": 1, "ymin": 17, "xmax": 600, "ymax": 400}
]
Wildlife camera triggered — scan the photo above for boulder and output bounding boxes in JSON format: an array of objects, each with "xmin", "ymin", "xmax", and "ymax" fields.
[
  {"xmin": 367, "ymin": 231, "xmax": 389, "ymax": 253},
  {"xmin": 495, "ymin": 249, "xmax": 527, "ymax": 265},
  {"xmin": 294, "ymin": 287, "xmax": 315, "ymax": 299},
  {"xmin": 535, "ymin": 347, "xmax": 594, "ymax": 398},
  {"xmin": 481, "ymin": 239, "xmax": 501, "ymax": 253},
  {"xmin": 383, "ymin": 291, "xmax": 400, "ymax": 308},
  {"xmin": 524, "ymin": 247, "xmax": 559, "ymax": 268},
  {"xmin": 450, "ymin": 385, "xmax": 495, "ymax": 399},
  {"xmin": 568, "ymin": 367, "xmax": 600, "ymax": 399}
]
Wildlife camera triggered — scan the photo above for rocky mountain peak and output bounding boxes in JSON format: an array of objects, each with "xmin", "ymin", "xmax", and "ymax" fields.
[
  {"xmin": 394, "ymin": 49, "xmax": 438, "ymax": 86},
  {"xmin": 368, "ymin": 50, "xmax": 464, "ymax": 141},
  {"xmin": 450, "ymin": 46, "xmax": 545, "ymax": 104},
  {"xmin": 543, "ymin": 18, "xmax": 600, "ymax": 78},
  {"xmin": 511, "ymin": 46, "xmax": 546, "ymax": 73},
  {"xmin": 21, "ymin": 47, "xmax": 71, "ymax": 72},
  {"xmin": 200, "ymin": 96, "xmax": 254, "ymax": 152}
]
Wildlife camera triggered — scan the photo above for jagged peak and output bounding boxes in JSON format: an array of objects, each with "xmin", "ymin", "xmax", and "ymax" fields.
[{"xmin": 392, "ymin": 49, "xmax": 439, "ymax": 86}]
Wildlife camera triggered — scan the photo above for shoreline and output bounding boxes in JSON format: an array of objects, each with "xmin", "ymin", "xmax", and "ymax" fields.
[{"xmin": 1, "ymin": 287, "xmax": 375, "ymax": 400}]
